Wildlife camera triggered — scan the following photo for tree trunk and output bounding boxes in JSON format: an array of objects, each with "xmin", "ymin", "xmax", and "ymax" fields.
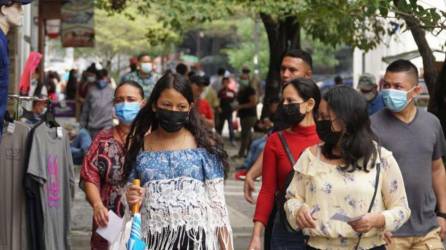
[
  {"xmin": 393, "ymin": 0, "xmax": 439, "ymax": 113},
  {"xmin": 260, "ymin": 13, "xmax": 301, "ymax": 117},
  {"xmin": 432, "ymin": 55, "xmax": 446, "ymax": 136}
]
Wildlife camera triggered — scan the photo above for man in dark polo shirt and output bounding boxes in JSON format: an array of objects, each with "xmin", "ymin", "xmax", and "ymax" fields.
[
  {"xmin": 236, "ymin": 72, "xmax": 258, "ymax": 158},
  {"xmin": 371, "ymin": 59, "xmax": 446, "ymax": 249}
]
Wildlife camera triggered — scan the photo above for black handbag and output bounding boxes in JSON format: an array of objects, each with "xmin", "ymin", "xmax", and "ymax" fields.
[{"xmin": 275, "ymin": 131, "xmax": 300, "ymax": 232}]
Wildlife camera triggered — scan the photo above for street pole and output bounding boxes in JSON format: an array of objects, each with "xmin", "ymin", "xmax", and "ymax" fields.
[
  {"xmin": 38, "ymin": 3, "xmax": 45, "ymax": 84},
  {"xmin": 253, "ymin": 16, "xmax": 260, "ymax": 76}
]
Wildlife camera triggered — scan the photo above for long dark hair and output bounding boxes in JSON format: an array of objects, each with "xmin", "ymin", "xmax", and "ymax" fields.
[
  {"xmin": 123, "ymin": 72, "xmax": 228, "ymax": 182},
  {"xmin": 322, "ymin": 86, "xmax": 377, "ymax": 172},
  {"xmin": 45, "ymin": 71, "xmax": 59, "ymax": 94},
  {"xmin": 65, "ymin": 69, "xmax": 78, "ymax": 100},
  {"xmin": 115, "ymin": 80, "xmax": 144, "ymax": 99}
]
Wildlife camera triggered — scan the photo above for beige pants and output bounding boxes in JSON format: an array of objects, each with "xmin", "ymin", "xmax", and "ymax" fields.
[{"xmin": 387, "ymin": 227, "xmax": 444, "ymax": 250}]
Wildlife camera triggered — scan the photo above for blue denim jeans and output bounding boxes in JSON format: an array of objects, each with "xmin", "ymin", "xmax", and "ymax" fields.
[
  {"xmin": 240, "ymin": 136, "xmax": 266, "ymax": 170},
  {"xmin": 217, "ymin": 112, "xmax": 235, "ymax": 141},
  {"xmin": 270, "ymin": 212, "xmax": 306, "ymax": 250},
  {"xmin": 71, "ymin": 128, "xmax": 92, "ymax": 165}
]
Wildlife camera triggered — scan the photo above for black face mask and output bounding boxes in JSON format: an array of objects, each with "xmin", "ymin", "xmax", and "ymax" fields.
[
  {"xmin": 156, "ymin": 108, "xmax": 189, "ymax": 133},
  {"xmin": 280, "ymin": 103, "xmax": 305, "ymax": 127},
  {"xmin": 316, "ymin": 119, "xmax": 343, "ymax": 145}
]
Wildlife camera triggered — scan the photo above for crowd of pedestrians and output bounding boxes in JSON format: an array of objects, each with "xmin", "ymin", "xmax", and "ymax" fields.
[{"xmin": 22, "ymin": 47, "xmax": 445, "ymax": 250}]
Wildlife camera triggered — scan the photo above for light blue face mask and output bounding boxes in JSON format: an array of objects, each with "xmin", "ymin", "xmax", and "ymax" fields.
[
  {"xmin": 381, "ymin": 88, "xmax": 414, "ymax": 112},
  {"xmin": 140, "ymin": 63, "xmax": 153, "ymax": 74},
  {"xmin": 114, "ymin": 102, "xmax": 141, "ymax": 125},
  {"xmin": 97, "ymin": 79, "xmax": 108, "ymax": 89}
]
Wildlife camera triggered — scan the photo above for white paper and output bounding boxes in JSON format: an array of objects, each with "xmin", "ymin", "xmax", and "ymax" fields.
[
  {"xmin": 96, "ymin": 210, "xmax": 124, "ymax": 243},
  {"xmin": 330, "ymin": 213, "xmax": 363, "ymax": 223}
]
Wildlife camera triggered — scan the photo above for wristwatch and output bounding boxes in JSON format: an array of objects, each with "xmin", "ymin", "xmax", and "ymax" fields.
[{"xmin": 437, "ymin": 211, "xmax": 446, "ymax": 219}]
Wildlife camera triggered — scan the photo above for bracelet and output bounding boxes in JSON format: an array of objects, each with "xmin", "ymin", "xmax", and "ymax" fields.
[{"xmin": 437, "ymin": 212, "xmax": 446, "ymax": 219}]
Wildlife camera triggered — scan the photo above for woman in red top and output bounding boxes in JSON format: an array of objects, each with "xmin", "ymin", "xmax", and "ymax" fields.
[{"xmin": 248, "ymin": 78, "xmax": 321, "ymax": 250}]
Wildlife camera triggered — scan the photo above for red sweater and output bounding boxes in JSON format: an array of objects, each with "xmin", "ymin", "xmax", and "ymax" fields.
[{"xmin": 253, "ymin": 124, "xmax": 320, "ymax": 226}]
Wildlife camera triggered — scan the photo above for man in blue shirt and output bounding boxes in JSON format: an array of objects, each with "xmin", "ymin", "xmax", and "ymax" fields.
[
  {"xmin": 357, "ymin": 73, "xmax": 385, "ymax": 115},
  {"xmin": 0, "ymin": 0, "xmax": 33, "ymax": 137}
]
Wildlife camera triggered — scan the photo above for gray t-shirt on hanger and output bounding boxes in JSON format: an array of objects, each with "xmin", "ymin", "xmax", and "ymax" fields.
[
  {"xmin": 27, "ymin": 123, "xmax": 75, "ymax": 250},
  {"xmin": 0, "ymin": 121, "xmax": 30, "ymax": 250},
  {"xmin": 371, "ymin": 108, "xmax": 446, "ymax": 237}
]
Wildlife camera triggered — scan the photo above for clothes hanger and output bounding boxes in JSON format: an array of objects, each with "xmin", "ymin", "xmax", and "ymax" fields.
[
  {"xmin": 3, "ymin": 110, "xmax": 14, "ymax": 123},
  {"xmin": 43, "ymin": 100, "xmax": 59, "ymax": 128}
]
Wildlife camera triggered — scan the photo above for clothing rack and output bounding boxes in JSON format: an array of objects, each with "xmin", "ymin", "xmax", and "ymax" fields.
[{"xmin": 7, "ymin": 94, "xmax": 48, "ymax": 120}]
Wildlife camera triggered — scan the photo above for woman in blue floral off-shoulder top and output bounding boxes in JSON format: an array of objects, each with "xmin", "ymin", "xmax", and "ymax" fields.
[
  {"xmin": 123, "ymin": 72, "xmax": 233, "ymax": 250},
  {"xmin": 285, "ymin": 86, "xmax": 411, "ymax": 250}
]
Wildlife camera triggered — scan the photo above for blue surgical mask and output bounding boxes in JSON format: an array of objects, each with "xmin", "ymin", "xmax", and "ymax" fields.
[
  {"xmin": 382, "ymin": 88, "xmax": 414, "ymax": 112},
  {"xmin": 97, "ymin": 79, "xmax": 108, "ymax": 89},
  {"xmin": 114, "ymin": 102, "xmax": 141, "ymax": 124},
  {"xmin": 140, "ymin": 63, "xmax": 153, "ymax": 74}
]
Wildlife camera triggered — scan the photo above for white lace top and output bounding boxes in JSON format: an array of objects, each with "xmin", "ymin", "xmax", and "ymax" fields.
[{"xmin": 128, "ymin": 148, "xmax": 233, "ymax": 250}]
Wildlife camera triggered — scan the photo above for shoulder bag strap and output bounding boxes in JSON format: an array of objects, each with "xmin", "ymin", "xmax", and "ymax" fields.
[
  {"xmin": 278, "ymin": 131, "xmax": 295, "ymax": 165},
  {"xmin": 355, "ymin": 145, "xmax": 382, "ymax": 250}
]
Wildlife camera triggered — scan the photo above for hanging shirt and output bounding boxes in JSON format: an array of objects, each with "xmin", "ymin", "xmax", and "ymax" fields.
[
  {"xmin": 0, "ymin": 121, "xmax": 30, "ymax": 250},
  {"xmin": 0, "ymin": 29, "xmax": 9, "ymax": 136},
  {"xmin": 80, "ymin": 128, "xmax": 125, "ymax": 249},
  {"xmin": 26, "ymin": 124, "xmax": 75, "ymax": 250},
  {"xmin": 128, "ymin": 148, "xmax": 233, "ymax": 249}
]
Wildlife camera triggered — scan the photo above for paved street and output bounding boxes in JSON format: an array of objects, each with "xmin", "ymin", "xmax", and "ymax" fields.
[{"xmin": 71, "ymin": 139, "xmax": 260, "ymax": 250}]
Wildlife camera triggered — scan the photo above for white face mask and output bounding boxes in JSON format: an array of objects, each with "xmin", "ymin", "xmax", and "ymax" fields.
[
  {"xmin": 140, "ymin": 63, "xmax": 153, "ymax": 74},
  {"xmin": 87, "ymin": 76, "xmax": 96, "ymax": 83},
  {"xmin": 2, "ymin": 4, "xmax": 24, "ymax": 27}
]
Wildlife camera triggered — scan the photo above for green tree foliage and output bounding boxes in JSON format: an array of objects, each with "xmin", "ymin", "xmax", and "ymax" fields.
[
  {"xmin": 208, "ymin": 17, "xmax": 339, "ymax": 77},
  {"xmin": 209, "ymin": 18, "xmax": 270, "ymax": 78},
  {"xmin": 300, "ymin": 0, "xmax": 445, "ymax": 51},
  {"xmin": 76, "ymin": 6, "xmax": 178, "ymax": 62},
  {"xmin": 99, "ymin": 0, "xmax": 446, "ymax": 116}
]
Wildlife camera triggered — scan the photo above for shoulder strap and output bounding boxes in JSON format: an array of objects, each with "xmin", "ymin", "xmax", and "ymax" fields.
[
  {"xmin": 355, "ymin": 145, "xmax": 382, "ymax": 250},
  {"xmin": 278, "ymin": 131, "xmax": 298, "ymax": 192},
  {"xmin": 278, "ymin": 131, "xmax": 295, "ymax": 166},
  {"xmin": 367, "ymin": 147, "xmax": 381, "ymax": 213}
]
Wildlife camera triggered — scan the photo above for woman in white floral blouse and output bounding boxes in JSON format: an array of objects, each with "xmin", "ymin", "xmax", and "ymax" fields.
[{"xmin": 285, "ymin": 86, "xmax": 411, "ymax": 250}]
